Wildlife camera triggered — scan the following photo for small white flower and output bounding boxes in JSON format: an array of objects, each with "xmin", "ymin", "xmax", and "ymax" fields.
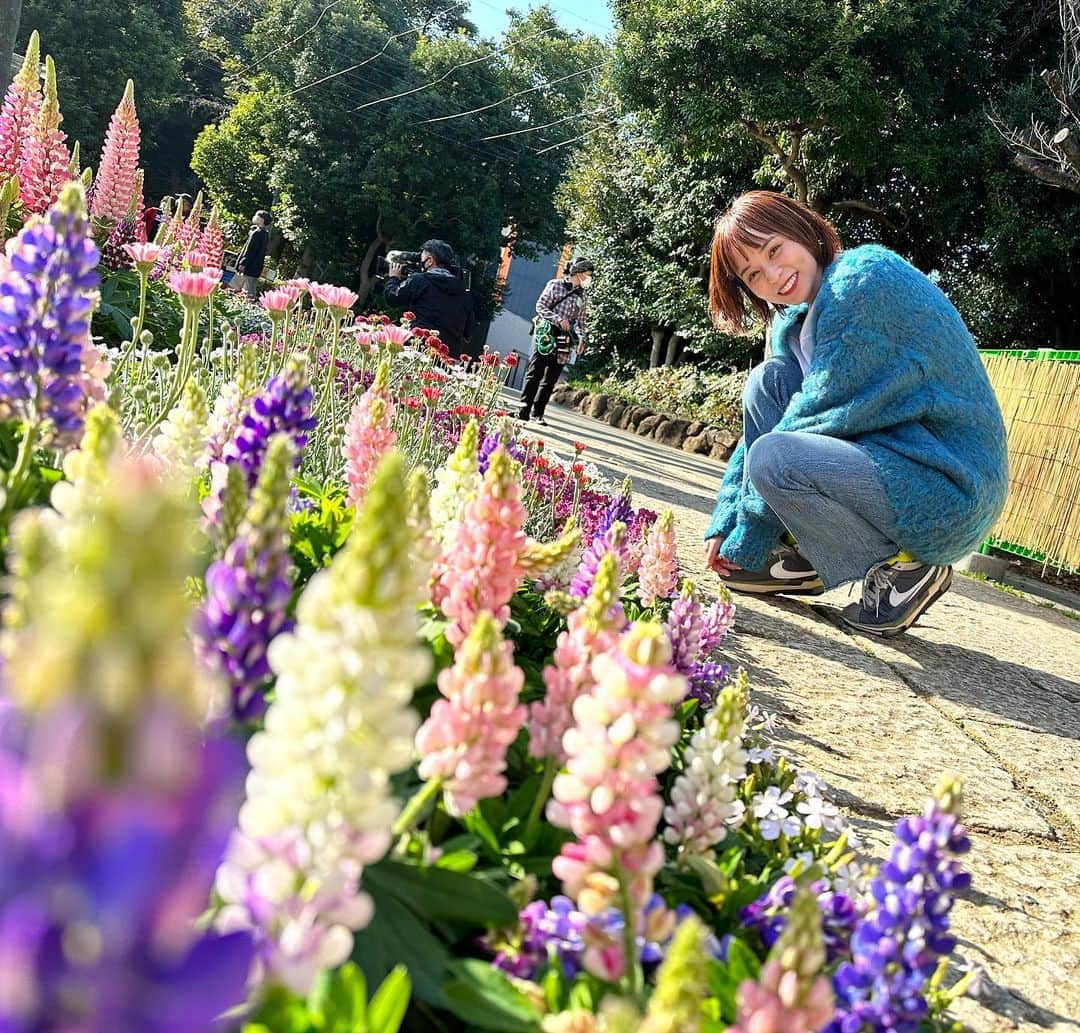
[
  {"xmin": 796, "ymin": 795, "xmax": 843, "ymax": 832},
  {"xmin": 782, "ymin": 850, "xmax": 817, "ymax": 875},
  {"xmin": 748, "ymin": 744, "xmax": 778, "ymax": 765}
]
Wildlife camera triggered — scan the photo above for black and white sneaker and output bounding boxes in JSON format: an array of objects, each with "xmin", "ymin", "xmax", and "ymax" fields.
[
  {"xmin": 722, "ymin": 544, "xmax": 825, "ymax": 596},
  {"xmin": 533, "ymin": 415, "xmax": 549, "ymax": 427},
  {"xmin": 841, "ymin": 560, "xmax": 952, "ymax": 637}
]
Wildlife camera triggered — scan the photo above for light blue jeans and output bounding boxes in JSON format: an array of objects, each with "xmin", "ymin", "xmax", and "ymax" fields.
[{"xmin": 742, "ymin": 356, "xmax": 901, "ymax": 588}]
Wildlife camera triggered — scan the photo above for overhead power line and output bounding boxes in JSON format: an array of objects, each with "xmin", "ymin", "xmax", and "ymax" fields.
[
  {"xmin": 227, "ymin": 0, "xmax": 352, "ymax": 80},
  {"xmin": 534, "ymin": 120, "xmax": 619, "ymax": 154},
  {"xmin": 350, "ymin": 24, "xmax": 566, "ymax": 112},
  {"xmin": 481, "ymin": 104, "xmax": 612, "ymax": 141},
  {"xmin": 416, "ymin": 62, "xmax": 606, "ymax": 125},
  {"xmin": 288, "ymin": 0, "xmax": 470, "ymax": 97}
]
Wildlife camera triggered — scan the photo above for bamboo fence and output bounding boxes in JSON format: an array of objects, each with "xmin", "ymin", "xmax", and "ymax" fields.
[{"xmin": 981, "ymin": 353, "xmax": 1080, "ymax": 572}]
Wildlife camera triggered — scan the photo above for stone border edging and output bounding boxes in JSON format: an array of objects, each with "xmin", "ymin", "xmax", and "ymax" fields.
[{"xmin": 551, "ymin": 385, "xmax": 740, "ymax": 462}]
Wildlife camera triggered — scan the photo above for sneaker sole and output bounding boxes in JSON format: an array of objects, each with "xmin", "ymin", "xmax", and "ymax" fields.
[
  {"xmin": 725, "ymin": 578, "xmax": 826, "ymax": 597},
  {"xmin": 842, "ymin": 568, "xmax": 953, "ymax": 637}
]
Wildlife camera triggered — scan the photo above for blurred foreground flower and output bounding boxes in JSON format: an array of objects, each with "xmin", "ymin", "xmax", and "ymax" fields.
[{"xmin": 0, "ymin": 453, "xmax": 252, "ymax": 1031}]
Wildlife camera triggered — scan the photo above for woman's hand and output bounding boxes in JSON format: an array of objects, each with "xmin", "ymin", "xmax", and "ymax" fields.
[{"xmin": 704, "ymin": 537, "xmax": 740, "ymax": 578}]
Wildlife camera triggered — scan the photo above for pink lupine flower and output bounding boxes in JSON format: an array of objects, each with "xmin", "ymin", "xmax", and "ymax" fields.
[
  {"xmin": 548, "ymin": 623, "xmax": 686, "ymax": 917},
  {"xmin": 437, "ymin": 447, "xmax": 527, "ymax": 647},
  {"xmin": 699, "ymin": 586, "xmax": 736, "ymax": 654},
  {"xmin": 168, "ymin": 268, "xmax": 220, "ymax": 308},
  {"xmin": 726, "ymin": 891, "xmax": 834, "ymax": 1033},
  {"xmin": 309, "ymin": 282, "xmax": 358, "ymax": 318},
  {"xmin": 342, "ymin": 360, "xmax": 396, "ymax": 509},
  {"xmin": 18, "ymin": 55, "xmax": 71, "ymax": 215},
  {"xmin": 528, "ymin": 551, "xmax": 624, "ymax": 763},
  {"xmin": 415, "ymin": 611, "xmax": 527, "ymax": 816},
  {"xmin": 636, "ymin": 509, "xmax": 678, "ymax": 607},
  {"xmin": 124, "ymin": 242, "xmax": 169, "ymax": 275},
  {"xmin": 90, "ymin": 80, "xmax": 140, "ymax": 222},
  {"xmin": 198, "ymin": 210, "xmax": 225, "ymax": 270},
  {"xmin": 0, "ymin": 32, "xmax": 42, "ymax": 183}
]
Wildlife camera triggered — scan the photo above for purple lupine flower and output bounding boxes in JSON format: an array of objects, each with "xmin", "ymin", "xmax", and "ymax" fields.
[
  {"xmin": 223, "ymin": 354, "xmax": 316, "ymax": 491},
  {"xmin": 699, "ymin": 593, "xmax": 736, "ymax": 654},
  {"xmin": 740, "ymin": 874, "xmax": 859, "ymax": 964},
  {"xmin": 493, "ymin": 895, "xmax": 587, "ymax": 979},
  {"xmin": 688, "ymin": 659, "xmax": 730, "ymax": 705},
  {"xmin": 478, "ymin": 431, "xmax": 526, "ymax": 474},
  {"xmin": 0, "ymin": 702, "xmax": 253, "ymax": 1032},
  {"xmin": 0, "ymin": 182, "xmax": 98, "ymax": 445},
  {"xmin": 196, "ymin": 435, "xmax": 294, "ymax": 722},
  {"xmin": 666, "ymin": 590, "xmax": 704, "ymax": 673},
  {"xmin": 569, "ymin": 520, "xmax": 626, "ymax": 599},
  {"xmin": 824, "ymin": 787, "xmax": 971, "ymax": 1033}
]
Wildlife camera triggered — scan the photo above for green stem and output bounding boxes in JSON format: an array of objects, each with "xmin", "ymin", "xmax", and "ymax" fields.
[
  {"xmin": 317, "ymin": 317, "xmax": 343, "ymax": 415},
  {"xmin": 393, "ymin": 778, "xmax": 443, "ymax": 838},
  {"xmin": 1, "ymin": 419, "xmax": 39, "ymax": 526},
  {"xmin": 524, "ymin": 758, "xmax": 557, "ymax": 842},
  {"xmin": 115, "ymin": 272, "xmax": 149, "ymax": 384},
  {"xmin": 140, "ymin": 303, "xmax": 198, "ymax": 439},
  {"xmin": 617, "ymin": 871, "xmax": 644, "ymax": 1003}
]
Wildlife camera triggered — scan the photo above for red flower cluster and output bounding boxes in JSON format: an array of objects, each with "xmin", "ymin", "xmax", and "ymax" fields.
[
  {"xmin": 573, "ymin": 441, "xmax": 587, "ymax": 453},
  {"xmin": 421, "ymin": 386, "xmax": 442, "ymax": 403},
  {"xmin": 503, "ymin": 353, "xmax": 520, "ymax": 368},
  {"xmin": 420, "ymin": 370, "xmax": 450, "ymax": 384},
  {"xmin": 402, "ymin": 310, "xmax": 416, "ymax": 321},
  {"xmin": 452, "ymin": 405, "xmax": 486, "ymax": 419}
]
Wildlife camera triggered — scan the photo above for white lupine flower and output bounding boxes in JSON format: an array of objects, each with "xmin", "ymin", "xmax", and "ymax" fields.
[
  {"xmin": 663, "ymin": 670, "xmax": 750, "ymax": 859},
  {"xmin": 219, "ymin": 453, "xmax": 431, "ymax": 990},
  {"xmin": 152, "ymin": 379, "xmax": 208, "ymax": 479},
  {"xmin": 429, "ymin": 418, "xmax": 481, "ymax": 546}
]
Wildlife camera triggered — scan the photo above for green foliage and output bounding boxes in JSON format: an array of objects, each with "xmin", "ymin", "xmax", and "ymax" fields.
[
  {"xmin": 191, "ymin": 3, "xmax": 608, "ymax": 292},
  {"xmin": 243, "ymin": 962, "xmax": 411, "ymax": 1033},
  {"xmin": 16, "ymin": 0, "xmax": 187, "ymax": 176},
  {"xmin": 93, "ymin": 269, "xmax": 184, "ymax": 349},
  {"xmin": 569, "ymin": 362, "xmax": 748, "ymax": 432},
  {"xmin": 441, "ymin": 960, "xmax": 543, "ymax": 1031},
  {"xmin": 288, "ymin": 482, "xmax": 355, "ymax": 591}
]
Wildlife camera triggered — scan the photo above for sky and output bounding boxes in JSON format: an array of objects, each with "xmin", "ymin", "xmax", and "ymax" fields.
[{"xmin": 467, "ymin": 0, "xmax": 615, "ymax": 40}]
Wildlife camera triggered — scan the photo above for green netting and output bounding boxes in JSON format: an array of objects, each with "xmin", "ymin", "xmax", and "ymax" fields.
[{"xmin": 979, "ymin": 349, "xmax": 1080, "ymax": 362}]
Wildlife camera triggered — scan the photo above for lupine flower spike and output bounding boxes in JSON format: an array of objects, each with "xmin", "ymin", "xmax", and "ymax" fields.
[
  {"xmin": 18, "ymin": 55, "xmax": 71, "ymax": 215},
  {"xmin": 216, "ymin": 452, "xmax": 430, "ymax": 992},
  {"xmin": 825, "ymin": 774, "xmax": 971, "ymax": 1033},
  {"xmin": 342, "ymin": 355, "xmax": 396, "ymax": 508},
  {"xmin": 415, "ymin": 611, "xmax": 528, "ymax": 815},
  {"xmin": 0, "ymin": 31, "xmax": 42, "ymax": 183},
  {"xmin": 637, "ymin": 509, "xmax": 678, "ymax": 607},
  {"xmin": 429, "ymin": 418, "xmax": 481, "ymax": 547},
  {"xmin": 640, "ymin": 916, "xmax": 710, "ymax": 1033},
  {"xmin": 196, "ymin": 435, "xmax": 295, "ymax": 722},
  {"xmin": 727, "ymin": 889, "xmax": 835, "ymax": 1033},
  {"xmin": 90, "ymin": 80, "xmax": 140, "ymax": 222},
  {"xmin": 664, "ymin": 669, "xmax": 750, "ymax": 859}
]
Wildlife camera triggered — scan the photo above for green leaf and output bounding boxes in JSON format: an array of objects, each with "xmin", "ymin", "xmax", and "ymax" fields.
[
  {"xmin": 326, "ymin": 963, "xmax": 368, "ymax": 1031},
  {"xmin": 364, "ymin": 859, "xmax": 517, "ymax": 927},
  {"xmin": 367, "ymin": 965, "xmax": 411, "ymax": 1033},
  {"xmin": 351, "ymin": 892, "xmax": 449, "ymax": 1007},
  {"xmin": 434, "ymin": 849, "xmax": 479, "ymax": 873},
  {"xmin": 441, "ymin": 959, "xmax": 543, "ymax": 1031}
]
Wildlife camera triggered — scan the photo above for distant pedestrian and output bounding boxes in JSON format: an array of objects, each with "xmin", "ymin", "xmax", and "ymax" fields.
[
  {"xmin": 236, "ymin": 210, "xmax": 271, "ymax": 300},
  {"xmin": 517, "ymin": 257, "xmax": 593, "ymax": 426}
]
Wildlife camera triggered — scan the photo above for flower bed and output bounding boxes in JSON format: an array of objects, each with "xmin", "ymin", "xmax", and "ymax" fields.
[{"xmin": 0, "ymin": 38, "xmax": 979, "ymax": 1033}]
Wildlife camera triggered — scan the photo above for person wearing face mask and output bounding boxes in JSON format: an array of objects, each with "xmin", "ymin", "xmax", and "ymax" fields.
[
  {"xmin": 384, "ymin": 239, "xmax": 476, "ymax": 358},
  {"xmin": 702, "ymin": 190, "xmax": 1008, "ymax": 638},
  {"xmin": 517, "ymin": 257, "xmax": 594, "ymax": 426}
]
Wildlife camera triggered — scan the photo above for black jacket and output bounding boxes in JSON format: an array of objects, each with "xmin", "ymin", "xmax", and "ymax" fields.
[
  {"xmin": 237, "ymin": 226, "xmax": 269, "ymax": 277},
  {"xmin": 384, "ymin": 268, "xmax": 476, "ymax": 357}
]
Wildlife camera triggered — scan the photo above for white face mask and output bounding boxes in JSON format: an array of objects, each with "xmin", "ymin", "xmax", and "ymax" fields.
[{"xmin": 580, "ymin": 275, "xmax": 592, "ymax": 289}]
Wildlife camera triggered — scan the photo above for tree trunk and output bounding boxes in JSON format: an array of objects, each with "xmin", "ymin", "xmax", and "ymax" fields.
[
  {"xmin": 294, "ymin": 244, "xmax": 316, "ymax": 279},
  {"xmin": 356, "ymin": 214, "xmax": 388, "ymax": 306},
  {"xmin": 664, "ymin": 331, "xmax": 683, "ymax": 366},
  {"xmin": 649, "ymin": 326, "xmax": 671, "ymax": 367},
  {"xmin": 0, "ymin": 0, "xmax": 22, "ymax": 85}
]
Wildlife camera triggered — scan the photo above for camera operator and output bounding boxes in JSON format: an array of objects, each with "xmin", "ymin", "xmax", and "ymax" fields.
[
  {"xmin": 517, "ymin": 257, "xmax": 593, "ymax": 426},
  {"xmin": 384, "ymin": 239, "xmax": 475, "ymax": 358}
]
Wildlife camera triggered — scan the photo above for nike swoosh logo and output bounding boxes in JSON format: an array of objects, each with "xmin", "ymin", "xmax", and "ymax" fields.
[
  {"xmin": 769, "ymin": 559, "xmax": 814, "ymax": 580},
  {"xmin": 888, "ymin": 568, "xmax": 938, "ymax": 608}
]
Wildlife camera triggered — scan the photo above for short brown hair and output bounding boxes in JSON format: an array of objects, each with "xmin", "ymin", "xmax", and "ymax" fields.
[{"xmin": 708, "ymin": 191, "xmax": 842, "ymax": 333}]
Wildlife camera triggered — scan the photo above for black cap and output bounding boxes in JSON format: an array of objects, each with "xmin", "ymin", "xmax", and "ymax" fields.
[
  {"xmin": 566, "ymin": 257, "xmax": 594, "ymax": 275},
  {"xmin": 421, "ymin": 239, "xmax": 456, "ymax": 267}
]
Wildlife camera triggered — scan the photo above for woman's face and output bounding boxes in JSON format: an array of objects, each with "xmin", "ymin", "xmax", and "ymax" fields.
[{"xmin": 737, "ymin": 234, "xmax": 822, "ymax": 307}]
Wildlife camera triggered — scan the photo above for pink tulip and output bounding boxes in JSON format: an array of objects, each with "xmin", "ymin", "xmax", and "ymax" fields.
[
  {"xmin": 259, "ymin": 287, "xmax": 294, "ymax": 317},
  {"xmin": 123, "ymin": 242, "xmax": 169, "ymax": 275},
  {"xmin": 185, "ymin": 250, "xmax": 210, "ymax": 272},
  {"xmin": 309, "ymin": 283, "xmax": 358, "ymax": 317},
  {"xmin": 168, "ymin": 268, "xmax": 220, "ymax": 306}
]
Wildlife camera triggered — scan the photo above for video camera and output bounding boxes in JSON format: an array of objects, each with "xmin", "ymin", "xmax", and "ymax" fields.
[{"xmin": 374, "ymin": 250, "xmax": 423, "ymax": 277}]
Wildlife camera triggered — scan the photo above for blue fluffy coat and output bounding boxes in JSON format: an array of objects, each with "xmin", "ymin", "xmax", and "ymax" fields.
[{"xmin": 705, "ymin": 245, "xmax": 1009, "ymax": 572}]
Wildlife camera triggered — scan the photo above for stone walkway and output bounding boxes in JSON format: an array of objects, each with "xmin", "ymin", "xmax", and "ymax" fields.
[{"xmin": 516, "ymin": 391, "xmax": 1080, "ymax": 1032}]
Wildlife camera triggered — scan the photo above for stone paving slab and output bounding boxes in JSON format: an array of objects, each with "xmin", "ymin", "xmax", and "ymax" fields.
[{"xmin": 520, "ymin": 391, "xmax": 1080, "ymax": 1029}]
